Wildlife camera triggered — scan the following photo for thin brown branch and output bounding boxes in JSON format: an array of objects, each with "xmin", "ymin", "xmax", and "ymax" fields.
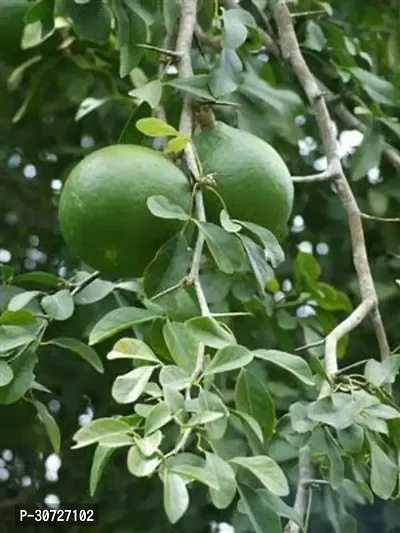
[
  {"xmin": 284, "ymin": 445, "xmax": 311, "ymax": 533},
  {"xmin": 361, "ymin": 213, "xmax": 400, "ymax": 223},
  {"xmin": 325, "ymin": 298, "xmax": 375, "ymax": 375},
  {"xmin": 270, "ymin": 0, "xmax": 390, "ymax": 366},
  {"xmin": 292, "ymin": 167, "xmax": 338, "ymax": 183}
]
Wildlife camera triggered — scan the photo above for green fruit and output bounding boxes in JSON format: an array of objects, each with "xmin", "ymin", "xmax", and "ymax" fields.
[
  {"xmin": 58, "ymin": 145, "xmax": 191, "ymax": 278},
  {"xmin": 194, "ymin": 122, "xmax": 294, "ymax": 238},
  {"xmin": 0, "ymin": 0, "xmax": 29, "ymax": 65}
]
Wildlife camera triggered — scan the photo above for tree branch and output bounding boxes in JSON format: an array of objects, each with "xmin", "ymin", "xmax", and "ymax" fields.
[
  {"xmin": 270, "ymin": 0, "xmax": 389, "ymax": 366},
  {"xmin": 270, "ymin": 1, "xmax": 390, "ymax": 530},
  {"xmin": 284, "ymin": 445, "xmax": 311, "ymax": 533}
]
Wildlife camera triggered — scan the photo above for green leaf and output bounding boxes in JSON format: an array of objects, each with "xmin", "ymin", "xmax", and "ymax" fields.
[
  {"xmin": 118, "ymin": 101, "xmax": 151, "ymax": 144},
  {"xmin": 251, "ymin": 488, "xmax": 303, "ymax": 527},
  {"xmin": 144, "ymin": 233, "xmax": 190, "ymax": 298},
  {"xmin": 295, "ymin": 252, "xmax": 321, "ymax": 287},
  {"xmin": 0, "ymin": 326, "xmax": 36, "ymax": 354},
  {"xmin": 13, "ymin": 271, "xmax": 63, "ymax": 286},
  {"xmin": 47, "ymin": 337, "xmax": 104, "ymax": 373},
  {"xmin": 8, "ymin": 291, "xmax": 41, "ymax": 311},
  {"xmin": 136, "ymin": 118, "xmax": 178, "ymax": 137},
  {"xmin": 240, "ymin": 236, "xmax": 272, "ymax": 293},
  {"xmin": 187, "ymin": 411, "xmax": 225, "ymax": 427},
  {"xmin": 163, "ymin": 0, "xmax": 182, "ymax": 33},
  {"xmin": 337, "ymin": 425, "xmax": 364, "ymax": 455},
  {"xmin": 167, "ymin": 75, "xmax": 217, "ymax": 102},
  {"xmin": 144, "ymin": 401, "xmax": 171, "ymax": 435},
  {"xmin": 222, "ymin": 8, "xmax": 248, "ymax": 49},
  {"xmin": 203, "ymin": 345, "xmax": 253, "ymax": 376},
  {"xmin": 34, "ymin": 401, "xmax": 61, "ymax": 454},
  {"xmin": 351, "ymin": 128, "xmax": 383, "ymax": 181},
  {"xmin": 325, "ymin": 430, "xmax": 344, "ymax": 490},
  {"xmin": 365, "ymin": 404, "xmax": 400, "ymax": 420},
  {"xmin": 163, "ymin": 471, "xmax": 189, "ymax": 524},
  {"xmin": 163, "ymin": 387, "xmax": 185, "ymax": 414},
  {"xmin": 364, "ymin": 356, "xmax": 400, "ymax": 387},
  {"xmin": 206, "ymin": 452, "xmax": 237, "ymax": 509},
  {"xmin": 198, "ymin": 390, "xmax": 229, "ymax": 440},
  {"xmin": 147, "ymin": 196, "xmax": 190, "ymax": 221},
  {"xmin": 112, "ymin": 365, "xmax": 156, "ymax": 404},
  {"xmin": 235, "ymin": 368, "xmax": 275, "ymax": 442},
  {"xmin": 129, "ymin": 79, "xmax": 163, "ymax": 109},
  {"xmin": 165, "ymin": 134, "xmax": 192, "ymax": 154},
  {"xmin": 238, "ymin": 221, "xmax": 284, "ymax": 268},
  {"xmin": 379, "ymin": 117, "xmax": 400, "ymax": 140},
  {"xmin": 209, "ymin": 48, "xmax": 243, "ymax": 98},
  {"xmin": 136, "ymin": 430, "xmax": 163, "ymax": 457},
  {"xmin": 0, "ymin": 310, "xmax": 36, "ymax": 327},
  {"xmin": 114, "ymin": 3, "xmax": 146, "ymax": 77},
  {"xmin": 0, "ymin": 361, "xmax": 13, "ymax": 387},
  {"xmin": 231, "ymin": 456, "xmax": 289, "ymax": 496},
  {"xmin": 369, "ymin": 439, "xmax": 397, "ymax": 499},
  {"xmin": 74, "ymin": 280, "xmax": 115, "ymax": 305},
  {"xmin": 238, "ymin": 484, "xmax": 283, "ymax": 533},
  {"xmin": 127, "ymin": 445, "xmax": 160, "ymax": 477},
  {"xmin": 90, "ymin": 445, "xmax": 116, "ymax": 497},
  {"xmin": 0, "ymin": 350, "xmax": 37, "ymax": 405},
  {"xmin": 168, "ymin": 462, "xmax": 219, "ymax": 489},
  {"xmin": 89, "ymin": 307, "xmax": 160, "ymax": 345},
  {"xmin": 350, "ymin": 67, "xmax": 400, "ymax": 106},
  {"xmin": 308, "ymin": 394, "xmax": 357, "ymax": 430},
  {"xmin": 73, "ymin": 418, "xmax": 131, "ymax": 449},
  {"xmin": 197, "ymin": 221, "xmax": 245, "ymax": 274},
  {"xmin": 304, "ymin": 20, "xmax": 327, "ymax": 51},
  {"xmin": 232, "ymin": 410, "xmax": 264, "ymax": 445},
  {"xmin": 163, "ymin": 322, "xmax": 197, "ymax": 373},
  {"xmin": 41, "ymin": 289, "xmax": 74, "ymax": 321},
  {"xmin": 185, "ymin": 316, "xmax": 236, "ymax": 349},
  {"xmin": 107, "ymin": 338, "xmax": 159, "ymax": 363},
  {"xmin": 159, "ymin": 366, "xmax": 191, "ymax": 390},
  {"xmin": 97, "ymin": 434, "xmax": 133, "ymax": 448},
  {"xmin": 254, "ymin": 349, "xmax": 314, "ymax": 386},
  {"xmin": 66, "ymin": 0, "xmax": 111, "ymax": 43}
]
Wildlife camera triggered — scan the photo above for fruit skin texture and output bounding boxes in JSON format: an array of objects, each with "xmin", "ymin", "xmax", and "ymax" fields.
[
  {"xmin": 193, "ymin": 122, "xmax": 294, "ymax": 238},
  {"xmin": 58, "ymin": 145, "xmax": 191, "ymax": 278},
  {"xmin": 0, "ymin": 1, "xmax": 28, "ymax": 64}
]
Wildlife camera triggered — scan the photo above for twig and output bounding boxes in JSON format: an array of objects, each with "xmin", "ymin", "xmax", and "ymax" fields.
[
  {"xmin": 325, "ymin": 298, "xmax": 374, "ymax": 375},
  {"xmin": 291, "ymin": 10, "xmax": 326, "ymax": 18},
  {"xmin": 70, "ymin": 270, "xmax": 100, "ymax": 296},
  {"xmin": 292, "ymin": 166, "xmax": 338, "ymax": 183},
  {"xmin": 361, "ymin": 213, "xmax": 400, "ymax": 223},
  {"xmin": 284, "ymin": 445, "xmax": 311, "ymax": 533},
  {"xmin": 136, "ymin": 43, "xmax": 182, "ymax": 58},
  {"xmin": 270, "ymin": 0, "xmax": 389, "ymax": 366},
  {"xmin": 295, "ymin": 339, "xmax": 324, "ymax": 352},
  {"xmin": 172, "ymin": 0, "xmax": 209, "ymax": 454}
]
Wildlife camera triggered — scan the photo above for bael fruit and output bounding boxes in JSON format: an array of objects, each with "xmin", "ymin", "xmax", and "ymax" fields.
[
  {"xmin": 58, "ymin": 145, "xmax": 191, "ymax": 278},
  {"xmin": 194, "ymin": 122, "xmax": 294, "ymax": 239},
  {"xmin": 0, "ymin": 0, "xmax": 29, "ymax": 65}
]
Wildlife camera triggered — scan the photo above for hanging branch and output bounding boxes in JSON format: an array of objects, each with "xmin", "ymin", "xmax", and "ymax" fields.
[{"xmin": 269, "ymin": 1, "xmax": 391, "ymax": 530}]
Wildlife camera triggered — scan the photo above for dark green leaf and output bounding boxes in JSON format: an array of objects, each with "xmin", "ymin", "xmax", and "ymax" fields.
[
  {"xmin": 89, "ymin": 307, "xmax": 160, "ymax": 345},
  {"xmin": 238, "ymin": 484, "xmax": 282, "ymax": 533},
  {"xmin": 185, "ymin": 316, "xmax": 236, "ymax": 349},
  {"xmin": 47, "ymin": 337, "xmax": 104, "ymax": 373},
  {"xmin": 90, "ymin": 445, "xmax": 116, "ymax": 497},
  {"xmin": 254, "ymin": 349, "xmax": 314, "ymax": 386},
  {"xmin": 197, "ymin": 221, "xmax": 244, "ymax": 274},
  {"xmin": 235, "ymin": 368, "xmax": 275, "ymax": 442},
  {"xmin": 351, "ymin": 128, "xmax": 383, "ymax": 181},
  {"xmin": 34, "ymin": 400, "xmax": 61, "ymax": 453},
  {"xmin": 66, "ymin": 0, "xmax": 111, "ymax": 43},
  {"xmin": 0, "ymin": 350, "xmax": 37, "ymax": 405},
  {"xmin": 203, "ymin": 344, "xmax": 253, "ymax": 376}
]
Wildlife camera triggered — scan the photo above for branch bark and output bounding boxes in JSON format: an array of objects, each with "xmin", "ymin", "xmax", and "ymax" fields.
[{"xmin": 269, "ymin": 0, "xmax": 390, "ymax": 529}]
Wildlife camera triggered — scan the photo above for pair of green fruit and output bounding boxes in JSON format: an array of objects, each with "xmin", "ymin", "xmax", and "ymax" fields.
[{"xmin": 58, "ymin": 122, "xmax": 294, "ymax": 279}]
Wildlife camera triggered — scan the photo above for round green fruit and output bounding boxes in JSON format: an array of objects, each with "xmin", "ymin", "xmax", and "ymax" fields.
[
  {"xmin": 58, "ymin": 145, "xmax": 191, "ymax": 278},
  {"xmin": 194, "ymin": 122, "xmax": 294, "ymax": 239},
  {"xmin": 0, "ymin": 0, "xmax": 29, "ymax": 65}
]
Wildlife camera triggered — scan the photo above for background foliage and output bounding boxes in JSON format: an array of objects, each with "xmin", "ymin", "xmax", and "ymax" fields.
[{"xmin": 0, "ymin": 0, "xmax": 400, "ymax": 532}]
